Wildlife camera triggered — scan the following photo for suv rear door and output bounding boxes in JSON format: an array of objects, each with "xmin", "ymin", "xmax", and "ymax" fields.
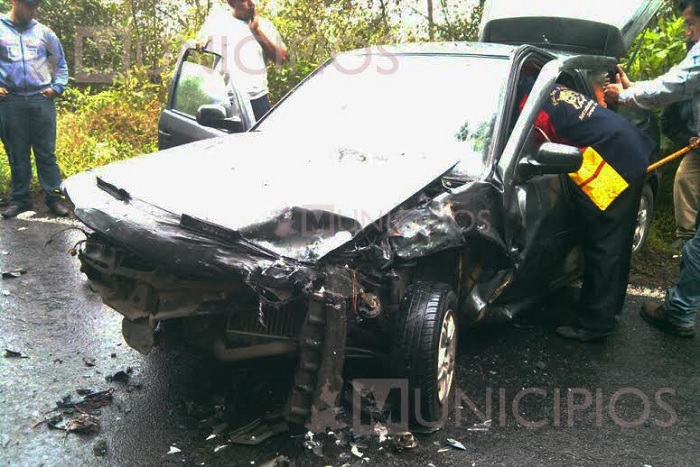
[
  {"xmin": 158, "ymin": 45, "xmax": 255, "ymax": 150},
  {"xmin": 479, "ymin": 0, "xmax": 663, "ymax": 57}
]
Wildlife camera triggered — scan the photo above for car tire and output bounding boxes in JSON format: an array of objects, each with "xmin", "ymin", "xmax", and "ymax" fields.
[
  {"xmin": 390, "ymin": 282, "xmax": 458, "ymax": 431},
  {"xmin": 632, "ymin": 183, "xmax": 654, "ymax": 254}
]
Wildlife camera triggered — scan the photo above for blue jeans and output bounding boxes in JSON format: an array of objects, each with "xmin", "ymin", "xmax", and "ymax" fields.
[
  {"xmin": 0, "ymin": 94, "xmax": 62, "ymax": 206},
  {"xmin": 665, "ymin": 205, "xmax": 700, "ymax": 327}
]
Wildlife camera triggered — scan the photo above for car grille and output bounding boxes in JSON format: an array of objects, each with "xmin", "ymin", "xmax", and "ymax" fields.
[{"xmin": 226, "ymin": 300, "xmax": 307, "ymax": 340}]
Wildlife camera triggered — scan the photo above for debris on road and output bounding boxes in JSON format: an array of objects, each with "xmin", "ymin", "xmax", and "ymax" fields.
[
  {"xmin": 214, "ymin": 444, "xmax": 229, "ymax": 453},
  {"xmin": 34, "ymin": 389, "xmax": 115, "ymax": 436},
  {"xmin": 93, "ymin": 439, "xmax": 108, "ymax": 457},
  {"xmin": 83, "ymin": 357, "xmax": 97, "ymax": 367},
  {"xmin": 53, "ymin": 388, "xmax": 114, "ymax": 412},
  {"xmin": 467, "ymin": 419, "xmax": 492, "ymax": 432},
  {"xmin": 167, "ymin": 446, "xmax": 181, "ymax": 454},
  {"xmin": 1, "ymin": 269, "xmax": 26, "ymax": 279},
  {"xmin": 350, "ymin": 443, "xmax": 364, "ymax": 458},
  {"xmin": 47, "ymin": 412, "xmax": 99, "ymax": 434},
  {"xmin": 4, "ymin": 349, "xmax": 29, "ymax": 359},
  {"xmin": 106, "ymin": 368, "xmax": 133, "ymax": 383},
  {"xmin": 260, "ymin": 455, "xmax": 291, "ymax": 467},
  {"xmin": 446, "ymin": 438, "xmax": 467, "ymax": 451},
  {"xmin": 302, "ymin": 431, "xmax": 322, "ymax": 455},
  {"xmin": 373, "ymin": 422, "xmax": 388, "ymax": 444},
  {"xmin": 394, "ymin": 432, "xmax": 418, "ymax": 450}
]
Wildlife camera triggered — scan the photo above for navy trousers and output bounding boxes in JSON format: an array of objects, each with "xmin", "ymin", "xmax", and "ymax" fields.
[{"xmin": 0, "ymin": 94, "xmax": 62, "ymax": 206}]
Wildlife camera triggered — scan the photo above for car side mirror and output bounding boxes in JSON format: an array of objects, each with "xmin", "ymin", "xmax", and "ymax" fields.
[
  {"xmin": 517, "ymin": 142, "xmax": 583, "ymax": 180},
  {"xmin": 196, "ymin": 104, "xmax": 244, "ymax": 132}
]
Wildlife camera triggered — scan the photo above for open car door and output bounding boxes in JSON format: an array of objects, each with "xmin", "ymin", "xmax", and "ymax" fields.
[
  {"xmin": 479, "ymin": 0, "xmax": 663, "ymax": 57},
  {"xmin": 158, "ymin": 44, "xmax": 256, "ymax": 150}
]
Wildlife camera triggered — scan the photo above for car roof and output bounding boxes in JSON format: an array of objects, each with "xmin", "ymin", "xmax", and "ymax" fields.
[{"xmin": 340, "ymin": 41, "xmax": 520, "ymax": 58}]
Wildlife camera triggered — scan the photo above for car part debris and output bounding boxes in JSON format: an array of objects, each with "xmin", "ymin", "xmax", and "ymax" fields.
[
  {"xmin": 350, "ymin": 443, "xmax": 365, "ymax": 458},
  {"xmin": 395, "ymin": 432, "xmax": 418, "ymax": 450},
  {"xmin": 1, "ymin": 269, "xmax": 26, "ymax": 279},
  {"xmin": 467, "ymin": 419, "xmax": 492, "ymax": 432},
  {"xmin": 33, "ymin": 388, "xmax": 116, "ymax": 435},
  {"xmin": 373, "ymin": 422, "xmax": 389, "ymax": 443},
  {"xmin": 93, "ymin": 439, "xmax": 108, "ymax": 457},
  {"xmin": 446, "ymin": 438, "xmax": 467, "ymax": 450},
  {"xmin": 4, "ymin": 349, "xmax": 29, "ymax": 358},
  {"xmin": 106, "ymin": 368, "xmax": 132, "ymax": 383},
  {"xmin": 260, "ymin": 455, "xmax": 291, "ymax": 467},
  {"xmin": 229, "ymin": 417, "xmax": 289, "ymax": 446},
  {"xmin": 49, "ymin": 413, "xmax": 100, "ymax": 433}
]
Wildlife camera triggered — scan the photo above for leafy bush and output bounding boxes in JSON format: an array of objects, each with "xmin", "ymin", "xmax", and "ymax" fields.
[{"xmin": 0, "ymin": 68, "xmax": 166, "ymax": 195}]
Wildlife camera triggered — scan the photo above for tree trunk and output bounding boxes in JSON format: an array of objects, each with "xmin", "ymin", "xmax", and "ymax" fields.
[{"xmin": 427, "ymin": 0, "xmax": 435, "ymax": 40}]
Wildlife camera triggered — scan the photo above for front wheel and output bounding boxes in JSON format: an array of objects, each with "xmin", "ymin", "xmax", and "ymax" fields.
[
  {"xmin": 632, "ymin": 183, "xmax": 654, "ymax": 254},
  {"xmin": 390, "ymin": 282, "xmax": 458, "ymax": 430}
]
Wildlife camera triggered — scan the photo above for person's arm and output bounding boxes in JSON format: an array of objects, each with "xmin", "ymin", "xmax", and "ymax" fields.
[
  {"xmin": 608, "ymin": 44, "xmax": 700, "ymax": 109},
  {"xmin": 45, "ymin": 30, "xmax": 68, "ymax": 96},
  {"xmin": 251, "ymin": 17, "xmax": 287, "ymax": 65},
  {"xmin": 195, "ymin": 13, "xmax": 218, "ymax": 51}
]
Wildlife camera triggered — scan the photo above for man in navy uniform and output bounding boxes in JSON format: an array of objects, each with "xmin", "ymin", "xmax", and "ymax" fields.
[{"xmin": 520, "ymin": 81, "xmax": 657, "ymax": 341}]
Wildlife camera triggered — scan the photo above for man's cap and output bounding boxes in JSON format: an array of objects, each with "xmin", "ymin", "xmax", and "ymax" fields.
[{"xmin": 18, "ymin": 0, "xmax": 42, "ymax": 6}]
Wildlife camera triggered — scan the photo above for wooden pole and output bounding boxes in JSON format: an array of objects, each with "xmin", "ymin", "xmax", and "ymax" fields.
[{"xmin": 647, "ymin": 140, "xmax": 700, "ymax": 173}]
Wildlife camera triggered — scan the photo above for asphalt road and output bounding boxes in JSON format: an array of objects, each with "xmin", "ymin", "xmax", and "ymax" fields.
[{"xmin": 1, "ymin": 208, "xmax": 699, "ymax": 467}]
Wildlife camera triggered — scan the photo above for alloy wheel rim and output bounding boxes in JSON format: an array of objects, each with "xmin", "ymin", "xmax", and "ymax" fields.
[{"xmin": 437, "ymin": 309, "xmax": 457, "ymax": 404}]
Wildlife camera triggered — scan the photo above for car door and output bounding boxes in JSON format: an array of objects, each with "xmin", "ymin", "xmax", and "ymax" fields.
[
  {"xmin": 479, "ymin": 0, "xmax": 663, "ymax": 57},
  {"xmin": 158, "ymin": 46, "xmax": 255, "ymax": 150},
  {"xmin": 495, "ymin": 54, "xmax": 618, "ymax": 303}
]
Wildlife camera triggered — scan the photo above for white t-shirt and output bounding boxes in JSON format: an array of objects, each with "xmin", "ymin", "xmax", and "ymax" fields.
[{"xmin": 199, "ymin": 12, "xmax": 285, "ymax": 100}]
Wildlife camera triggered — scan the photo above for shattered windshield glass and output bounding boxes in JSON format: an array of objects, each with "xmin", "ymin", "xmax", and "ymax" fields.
[{"xmin": 260, "ymin": 53, "xmax": 509, "ymax": 178}]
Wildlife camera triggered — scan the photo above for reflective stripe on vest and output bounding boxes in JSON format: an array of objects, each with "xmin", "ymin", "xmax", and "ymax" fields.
[{"xmin": 568, "ymin": 146, "xmax": 629, "ymax": 211}]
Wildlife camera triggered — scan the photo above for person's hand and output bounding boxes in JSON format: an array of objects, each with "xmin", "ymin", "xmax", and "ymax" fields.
[
  {"xmin": 0, "ymin": 87, "xmax": 7, "ymax": 98},
  {"xmin": 41, "ymin": 88, "xmax": 56, "ymax": 99},
  {"xmin": 615, "ymin": 64, "xmax": 632, "ymax": 89},
  {"xmin": 249, "ymin": 11, "xmax": 260, "ymax": 34},
  {"xmin": 603, "ymin": 82, "xmax": 624, "ymax": 105},
  {"xmin": 194, "ymin": 37, "xmax": 210, "ymax": 52}
]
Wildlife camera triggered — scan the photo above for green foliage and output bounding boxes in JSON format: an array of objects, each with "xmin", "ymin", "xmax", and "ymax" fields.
[
  {"xmin": 0, "ymin": 68, "xmax": 166, "ymax": 193},
  {"xmin": 266, "ymin": 0, "xmax": 397, "ymax": 103},
  {"xmin": 619, "ymin": 2, "xmax": 690, "ymax": 244},
  {"xmin": 623, "ymin": 14, "xmax": 686, "ymax": 81}
]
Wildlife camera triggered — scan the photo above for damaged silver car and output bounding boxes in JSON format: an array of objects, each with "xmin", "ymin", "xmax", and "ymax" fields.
[{"xmin": 63, "ymin": 0, "xmax": 662, "ymax": 430}]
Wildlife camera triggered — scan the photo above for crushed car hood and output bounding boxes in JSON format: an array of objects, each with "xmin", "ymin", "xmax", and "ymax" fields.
[{"xmin": 65, "ymin": 132, "xmax": 461, "ymax": 263}]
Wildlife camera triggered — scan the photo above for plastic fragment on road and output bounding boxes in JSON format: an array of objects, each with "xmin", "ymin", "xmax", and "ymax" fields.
[
  {"xmin": 350, "ymin": 444, "xmax": 364, "ymax": 458},
  {"xmin": 4, "ymin": 349, "xmax": 29, "ymax": 358},
  {"xmin": 168, "ymin": 446, "xmax": 181, "ymax": 454},
  {"xmin": 395, "ymin": 432, "xmax": 418, "ymax": 450},
  {"xmin": 1, "ymin": 269, "xmax": 26, "ymax": 279},
  {"xmin": 446, "ymin": 438, "xmax": 467, "ymax": 450}
]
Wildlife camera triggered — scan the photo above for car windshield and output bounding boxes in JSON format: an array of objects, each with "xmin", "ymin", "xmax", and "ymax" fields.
[{"xmin": 259, "ymin": 53, "xmax": 510, "ymax": 178}]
